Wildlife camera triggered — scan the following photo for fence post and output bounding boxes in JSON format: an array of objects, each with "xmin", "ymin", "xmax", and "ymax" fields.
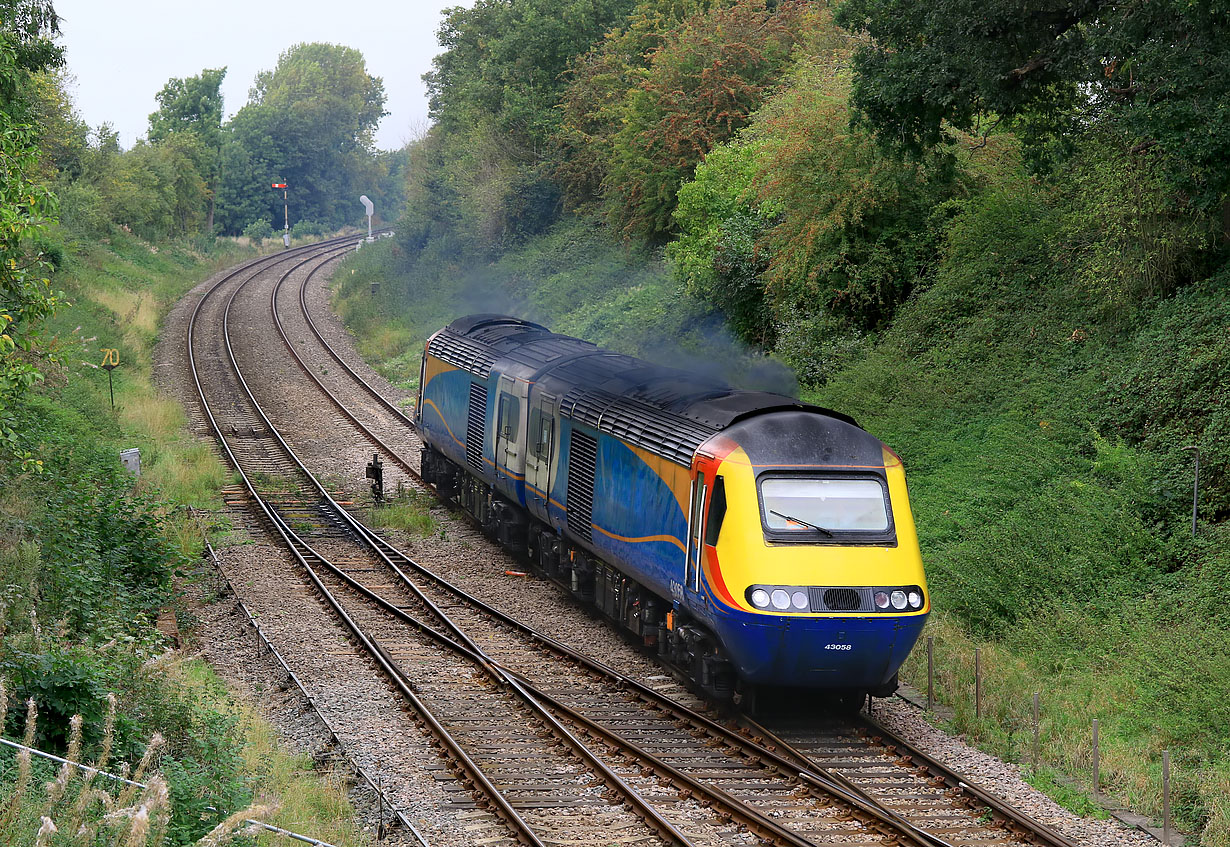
[
  {"xmin": 1163, "ymin": 751, "xmax": 1171, "ymax": 845},
  {"xmin": 1092, "ymin": 719, "xmax": 1100, "ymax": 795},
  {"xmin": 927, "ymin": 636, "xmax": 934, "ymax": 712},
  {"xmin": 974, "ymin": 648, "xmax": 982, "ymax": 720},
  {"xmin": 1031, "ymin": 692, "xmax": 1040, "ymax": 769}
]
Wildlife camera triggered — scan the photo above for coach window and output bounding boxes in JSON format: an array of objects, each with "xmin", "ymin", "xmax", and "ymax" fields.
[
  {"xmin": 529, "ymin": 408, "xmax": 552, "ymax": 459},
  {"xmin": 499, "ymin": 394, "xmax": 520, "ymax": 441}
]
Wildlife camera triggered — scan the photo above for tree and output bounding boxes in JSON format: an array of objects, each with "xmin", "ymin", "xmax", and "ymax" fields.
[
  {"xmin": 836, "ymin": 0, "xmax": 1230, "ymax": 212},
  {"xmin": 553, "ymin": 0, "xmax": 715, "ymax": 209},
  {"xmin": 148, "ymin": 68, "xmax": 225, "ymax": 230},
  {"xmin": 0, "ymin": 0, "xmax": 62, "ymax": 468},
  {"xmin": 425, "ymin": 0, "xmax": 637, "ymax": 151},
  {"xmin": 216, "ymin": 44, "xmax": 388, "ymax": 233},
  {"xmin": 604, "ymin": 0, "xmax": 808, "ymax": 240}
]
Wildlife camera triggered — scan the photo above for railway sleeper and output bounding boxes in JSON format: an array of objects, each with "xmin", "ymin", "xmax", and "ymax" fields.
[{"xmin": 422, "ymin": 445, "xmax": 739, "ymax": 703}]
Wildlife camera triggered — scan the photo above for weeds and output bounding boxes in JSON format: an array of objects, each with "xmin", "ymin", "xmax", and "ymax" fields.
[
  {"xmin": 370, "ymin": 491, "xmax": 438, "ymax": 537},
  {"xmin": 0, "ymin": 690, "xmax": 272, "ymax": 847}
]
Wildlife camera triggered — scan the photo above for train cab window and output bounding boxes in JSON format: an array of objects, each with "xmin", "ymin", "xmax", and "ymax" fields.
[
  {"xmin": 759, "ymin": 477, "xmax": 891, "ymax": 538},
  {"xmin": 704, "ymin": 476, "xmax": 726, "ymax": 546},
  {"xmin": 498, "ymin": 394, "xmax": 520, "ymax": 441}
]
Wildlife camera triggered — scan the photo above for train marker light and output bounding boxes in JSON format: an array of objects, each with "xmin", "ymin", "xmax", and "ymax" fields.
[
  {"xmin": 791, "ymin": 590, "xmax": 809, "ymax": 610},
  {"xmin": 750, "ymin": 588, "xmax": 770, "ymax": 609},
  {"xmin": 770, "ymin": 589, "xmax": 790, "ymax": 610},
  {"xmin": 874, "ymin": 591, "xmax": 890, "ymax": 609},
  {"xmin": 908, "ymin": 590, "xmax": 923, "ymax": 609},
  {"xmin": 890, "ymin": 590, "xmax": 908, "ymax": 610}
]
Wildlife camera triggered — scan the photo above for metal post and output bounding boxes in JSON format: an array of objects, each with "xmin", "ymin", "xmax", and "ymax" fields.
[
  {"xmin": 1182, "ymin": 446, "xmax": 1199, "ymax": 536},
  {"xmin": 974, "ymin": 648, "xmax": 981, "ymax": 720},
  {"xmin": 1092, "ymin": 718, "xmax": 1100, "ymax": 795},
  {"xmin": 1031, "ymin": 692, "xmax": 1040, "ymax": 769},
  {"xmin": 927, "ymin": 636, "xmax": 934, "ymax": 711},
  {"xmin": 107, "ymin": 368, "xmax": 115, "ymax": 410},
  {"xmin": 283, "ymin": 187, "xmax": 289, "ymax": 234},
  {"xmin": 1163, "ymin": 751, "xmax": 1171, "ymax": 845}
]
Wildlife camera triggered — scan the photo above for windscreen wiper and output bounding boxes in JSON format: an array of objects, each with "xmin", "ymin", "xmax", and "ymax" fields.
[{"xmin": 769, "ymin": 509, "xmax": 834, "ymax": 537}]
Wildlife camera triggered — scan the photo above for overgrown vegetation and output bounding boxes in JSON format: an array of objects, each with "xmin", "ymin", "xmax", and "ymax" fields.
[
  {"xmin": 0, "ymin": 5, "xmax": 373, "ymax": 836},
  {"xmin": 333, "ymin": 0, "xmax": 1230, "ymax": 840}
]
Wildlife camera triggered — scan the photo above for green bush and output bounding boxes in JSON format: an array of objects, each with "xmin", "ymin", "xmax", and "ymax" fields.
[
  {"xmin": 291, "ymin": 219, "xmax": 326, "ymax": 238},
  {"xmin": 1, "ymin": 645, "xmax": 108, "ymax": 752},
  {"xmin": 242, "ymin": 217, "xmax": 274, "ymax": 245},
  {"xmin": 1098, "ymin": 273, "xmax": 1230, "ymax": 520}
]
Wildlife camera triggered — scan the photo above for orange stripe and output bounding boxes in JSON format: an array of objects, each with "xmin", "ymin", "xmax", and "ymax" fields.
[
  {"xmin": 591, "ymin": 524, "xmax": 687, "ymax": 554},
  {"xmin": 703, "ymin": 545, "xmax": 740, "ymax": 608}
]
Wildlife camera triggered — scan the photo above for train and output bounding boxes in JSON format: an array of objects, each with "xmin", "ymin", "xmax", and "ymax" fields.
[{"xmin": 414, "ymin": 315, "xmax": 928, "ymax": 707}]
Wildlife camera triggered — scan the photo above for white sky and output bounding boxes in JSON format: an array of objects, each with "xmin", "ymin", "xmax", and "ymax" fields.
[{"xmin": 52, "ymin": 1, "xmax": 467, "ymax": 152}]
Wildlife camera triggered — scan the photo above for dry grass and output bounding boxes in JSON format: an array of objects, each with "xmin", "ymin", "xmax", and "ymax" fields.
[
  {"xmin": 87, "ymin": 287, "xmax": 159, "ymax": 348},
  {"xmin": 0, "ymin": 664, "xmax": 369, "ymax": 847},
  {"xmin": 120, "ymin": 393, "xmax": 185, "ymax": 442}
]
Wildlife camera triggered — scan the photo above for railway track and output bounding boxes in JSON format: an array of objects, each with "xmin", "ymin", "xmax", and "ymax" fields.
[{"xmin": 184, "ymin": 238, "xmax": 1089, "ymax": 847}]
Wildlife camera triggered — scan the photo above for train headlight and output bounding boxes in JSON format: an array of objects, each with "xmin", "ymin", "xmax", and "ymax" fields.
[
  {"xmin": 791, "ymin": 590, "xmax": 809, "ymax": 610},
  {"xmin": 890, "ymin": 590, "xmax": 908, "ymax": 610},
  {"xmin": 874, "ymin": 591, "xmax": 890, "ymax": 609},
  {"xmin": 908, "ymin": 590, "xmax": 923, "ymax": 609},
  {"xmin": 750, "ymin": 588, "xmax": 770, "ymax": 609},
  {"xmin": 771, "ymin": 589, "xmax": 790, "ymax": 610}
]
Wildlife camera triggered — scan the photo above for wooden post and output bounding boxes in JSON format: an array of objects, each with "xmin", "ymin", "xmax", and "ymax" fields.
[
  {"xmin": 1092, "ymin": 719, "xmax": 1100, "ymax": 795},
  {"xmin": 1163, "ymin": 751, "xmax": 1171, "ymax": 845},
  {"xmin": 974, "ymin": 648, "xmax": 982, "ymax": 720},
  {"xmin": 1032, "ymin": 692, "xmax": 1040, "ymax": 769},
  {"xmin": 927, "ymin": 636, "xmax": 934, "ymax": 711}
]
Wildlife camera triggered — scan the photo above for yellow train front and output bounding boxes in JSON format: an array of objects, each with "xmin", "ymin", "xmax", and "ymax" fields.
[
  {"xmin": 683, "ymin": 412, "xmax": 928, "ymax": 702},
  {"xmin": 415, "ymin": 315, "xmax": 928, "ymax": 704}
]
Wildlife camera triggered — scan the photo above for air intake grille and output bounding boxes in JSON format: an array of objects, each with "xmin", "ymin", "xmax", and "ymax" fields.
[
  {"xmin": 823, "ymin": 588, "xmax": 862, "ymax": 611},
  {"xmin": 430, "ymin": 332, "xmax": 498, "ymax": 378},
  {"xmin": 465, "ymin": 382, "xmax": 487, "ymax": 471},
  {"xmin": 566, "ymin": 430, "xmax": 598, "ymax": 541},
  {"xmin": 808, "ymin": 586, "xmax": 874, "ymax": 612}
]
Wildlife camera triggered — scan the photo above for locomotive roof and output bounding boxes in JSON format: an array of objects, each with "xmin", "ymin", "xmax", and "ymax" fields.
[{"xmin": 429, "ymin": 314, "xmax": 861, "ymax": 466}]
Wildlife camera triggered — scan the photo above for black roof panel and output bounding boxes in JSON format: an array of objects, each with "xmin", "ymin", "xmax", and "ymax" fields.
[{"xmin": 428, "ymin": 315, "xmax": 862, "ymax": 464}]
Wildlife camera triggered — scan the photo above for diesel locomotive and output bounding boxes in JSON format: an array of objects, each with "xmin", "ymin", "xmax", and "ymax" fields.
[{"xmin": 415, "ymin": 315, "xmax": 928, "ymax": 705}]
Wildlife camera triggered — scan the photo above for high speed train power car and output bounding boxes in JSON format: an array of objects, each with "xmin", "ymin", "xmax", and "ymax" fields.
[{"xmin": 415, "ymin": 315, "xmax": 928, "ymax": 706}]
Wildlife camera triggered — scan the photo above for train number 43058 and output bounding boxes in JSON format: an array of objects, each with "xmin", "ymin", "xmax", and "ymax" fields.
[{"xmin": 824, "ymin": 643, "xmax": 853, "ymax": 651}]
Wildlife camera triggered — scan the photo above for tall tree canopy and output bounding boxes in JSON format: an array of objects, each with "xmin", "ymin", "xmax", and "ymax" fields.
[
  {"xmin": 216, "ymin": 43, "xmax": 388, "ymax": 233},
  {"xmin": 148, "ymin": 67, "xmax": 226, "ymax": 145},
  {"xmin": 149, "ymin": 68, "xmax": 226, "ymax": 229},
  {"xmin": 0, "ymin": 0, "xmax": 62, "ymax": 466},
  {"xmin": 425, "ymin": 0, "xmax": 637, "ymax": 151},
  {"xmin": 835, "ymin": 0, "xmax": 1230, "ymax": 210}
]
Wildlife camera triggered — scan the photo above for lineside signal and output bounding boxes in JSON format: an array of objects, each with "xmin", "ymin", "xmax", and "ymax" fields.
[{"xmin": 271, "ymin": 182, "xmax": 287, "ymax": 188}]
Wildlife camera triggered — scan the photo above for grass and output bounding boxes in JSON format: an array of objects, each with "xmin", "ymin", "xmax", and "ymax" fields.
[
  {"xmin": 0, "ymin": 660, "xmax": 369, "ymax": 847},
  {"xmin": 177, "ymin": 660, "xmax": 368, "ymax": 847},
  {"xmin": 370, "ymin": 491, "xmax": 439, "ymax": 536},
  {"xmin": 41, "ymin": 231, "xmax": 254, "ymax": 556},
  {"xmin": 3, "ymin": 229, "xmax": 371, "ymax": 845}
]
